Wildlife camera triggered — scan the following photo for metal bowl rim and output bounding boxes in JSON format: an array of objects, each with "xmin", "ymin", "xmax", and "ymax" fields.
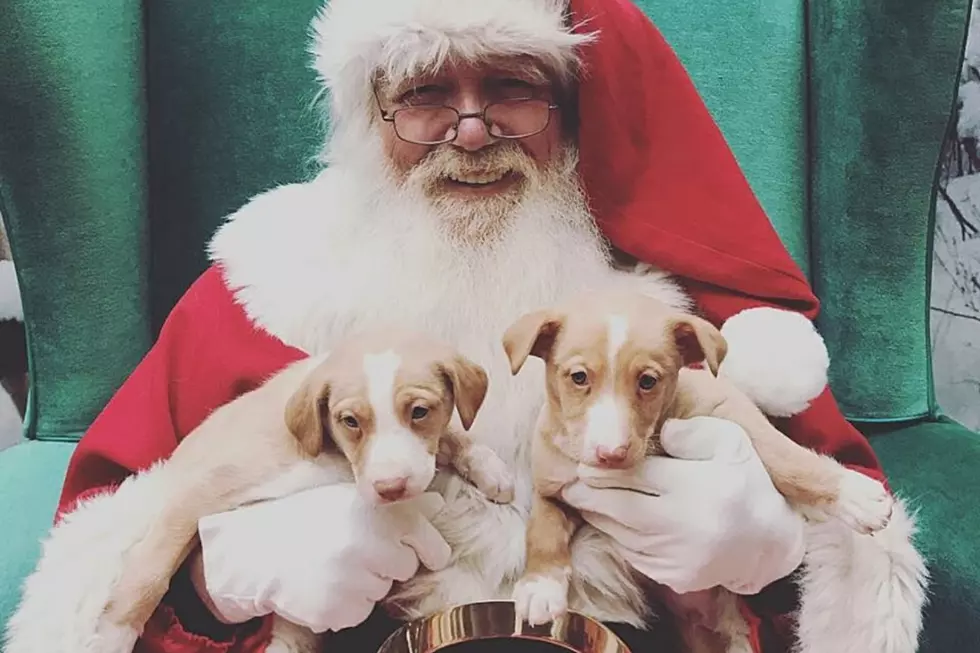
[{"xmin": 375, "ymin": 600, "xmax": 632, "ymax": 653}]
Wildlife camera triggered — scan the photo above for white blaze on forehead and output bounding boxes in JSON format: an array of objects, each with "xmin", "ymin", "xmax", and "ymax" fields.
[
  {"xmin": 364, "ymin": 350, "xmax": 402, "ymax": 432},
  {"xmin": 583, "ymin": 314, "xmax": 631, "ymax": 460},
  {"xmin": 361, "ymin": 350, "xmax": 437, "ymax": 498},
  {"xmin": 606, "ymin": 314, "xmax": 629, "ymax": 362}
]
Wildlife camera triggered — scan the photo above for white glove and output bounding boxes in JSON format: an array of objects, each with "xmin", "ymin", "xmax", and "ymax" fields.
[
  {"xmin": 560, "ymin": 416, "xmax": 805, "ymax": 595},
  {"xmin": 197, "ymin": 484, "xmax": 451, "ymax": 633}
]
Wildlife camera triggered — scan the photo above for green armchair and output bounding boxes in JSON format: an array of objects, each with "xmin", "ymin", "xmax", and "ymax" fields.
[{"xmin": 0, "ymin": 1, "xmax": 976, "ymax": 651}]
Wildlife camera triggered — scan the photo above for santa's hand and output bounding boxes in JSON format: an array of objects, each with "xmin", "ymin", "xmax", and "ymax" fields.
[
  {"xmin": 560, "ymin": 416, "xmax": 805, "ymax": 595},
  {"xmin": 196, "ymin": 484, "xmax": 451, "ymax": 633}
]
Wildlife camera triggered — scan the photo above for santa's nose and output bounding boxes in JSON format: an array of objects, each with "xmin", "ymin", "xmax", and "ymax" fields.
[{"xmin": 452, "ymin": 94, "xmax": 494, "ymax": 152}]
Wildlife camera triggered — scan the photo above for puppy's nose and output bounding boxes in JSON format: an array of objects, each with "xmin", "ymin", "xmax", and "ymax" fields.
[
  {"xmin": 595, "ymin": 445, "xmax": 629, "ymax": 466},
  {"xmin": 373, "ymin": 477, "xmax": 409, "ymax": 502}
]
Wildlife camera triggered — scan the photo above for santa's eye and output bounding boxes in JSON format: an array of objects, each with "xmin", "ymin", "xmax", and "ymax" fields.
[
  {"xmin": 638, "ymin": 374, "xmax": 658, "ymax": 391},
  {"xmin": 398, "ymin": 84, "xmax": 447, "ymax": 106},
  {"xmin": 411, "ymin": 406, "xmax": 430, "ymax": 420},
  {"xmin": 571, "ymin": 370, "xmax": 589, "ymax": 386}
]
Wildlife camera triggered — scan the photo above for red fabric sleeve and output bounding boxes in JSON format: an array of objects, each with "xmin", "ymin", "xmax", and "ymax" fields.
[{"xmin": 57, "ymin": 265, "xmax": 304, "ymax": 653}]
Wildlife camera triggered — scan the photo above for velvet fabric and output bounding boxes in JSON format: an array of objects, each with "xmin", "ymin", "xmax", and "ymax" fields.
[
  {"xmin": 143, "ymin": 0, "xmax": 325, "ymax": 330},
  {"xmin": 0, "ymin": 1, "xmax": 152, "ymax": 440},
  {"xmin": 807, "ymin": 0, "xmax": 972, "ymax": 420}
]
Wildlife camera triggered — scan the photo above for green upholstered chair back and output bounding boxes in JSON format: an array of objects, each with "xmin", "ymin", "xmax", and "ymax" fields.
[{"xmin": 0, "ymin": 0, "xmax": 971, "ymax": 444}]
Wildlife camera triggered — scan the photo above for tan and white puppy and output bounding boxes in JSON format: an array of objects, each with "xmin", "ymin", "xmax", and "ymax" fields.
[
  {"xmin": 503, "ymin": 289, "xmax": 895, "ymax": 653},
  {"xmin": 285, "ymin": 329, "xmax": 514, "ymax": 506},
  {"xmin": 94, "ymin": 329, "xmax": 513, "ymax": 653}
]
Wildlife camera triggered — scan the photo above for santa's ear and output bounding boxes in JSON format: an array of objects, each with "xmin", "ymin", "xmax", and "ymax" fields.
[
  {"xmin": 284, "ymin": 364, "xmax": 334, "ymax": 457},
  {"xmin": 438, "ymin": 353, "xmax": 489, "ymax": 431},
  {"xmin": 671, "ymin": 315, "xmax": 728, "ymax": 375},
  {"xmin": 501, "ymin": 309, "xmax": 564, "ymax": 374}
]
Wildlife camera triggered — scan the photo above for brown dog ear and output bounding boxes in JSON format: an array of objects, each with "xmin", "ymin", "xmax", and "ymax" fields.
[
  {"xmin": 501, "ymin": 309, "xmax": 564, "ymax": 375},
  {"xmin": 284, "ymin": 364, "xmax": 333, "ymax": 457},
  {"xmin": 439, "ymin": 353, "xmax": 489, "ymax": 431},
  {"xmin": 671, "ymin": 315, "xmax": 728, "ymax": 375}
]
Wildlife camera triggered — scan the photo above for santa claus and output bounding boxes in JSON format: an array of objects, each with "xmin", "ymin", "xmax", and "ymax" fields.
[{"xmin": 3, "ymin": 0, "xmax": 927, "ymax": 652}]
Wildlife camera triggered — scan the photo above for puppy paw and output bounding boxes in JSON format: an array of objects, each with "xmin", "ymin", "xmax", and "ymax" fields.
[
  {"xmin": 465, "ymin": 445, "xmax": 515, "ymax": 503},
  {"xmin": 513, "ymin": 573, "xmax": 569, "ymax": 626},
  {"xmin": 832, "ymin": 469, "xmax": 894, "ymax": 534}
]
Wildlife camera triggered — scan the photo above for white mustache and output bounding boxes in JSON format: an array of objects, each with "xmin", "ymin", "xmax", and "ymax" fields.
[{"xmin": 409, "ymin": 142, "xmax": 538, "ymax": 187}]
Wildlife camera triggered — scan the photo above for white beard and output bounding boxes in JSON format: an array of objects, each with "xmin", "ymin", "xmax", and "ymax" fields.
[{"xmin": 208, "ymin": 138, "xmax": 690, "ymax": 627}]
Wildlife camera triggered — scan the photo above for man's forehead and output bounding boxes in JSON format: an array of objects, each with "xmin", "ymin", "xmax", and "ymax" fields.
[{"xmin": 378, "ymin": 55, "xmax": 554, "ymax": 93}]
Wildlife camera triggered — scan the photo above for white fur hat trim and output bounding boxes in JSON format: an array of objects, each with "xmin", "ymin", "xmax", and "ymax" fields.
[
  {"xmin": 310, "ymin": 0, "xmax": 594, "ymax": 128},
  {"xmin": 718, "ymin": 307, "xmax": 830, "ymax": 418}
]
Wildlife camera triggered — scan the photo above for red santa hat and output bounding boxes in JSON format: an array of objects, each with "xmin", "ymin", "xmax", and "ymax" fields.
[{"xmin": 311, "ymin": 0, "xmax": 829, "ymax": 418}]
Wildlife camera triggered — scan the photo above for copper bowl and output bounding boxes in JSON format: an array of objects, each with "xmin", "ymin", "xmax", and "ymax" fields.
[{"xmin": 376, "ymin": 600, "xmax": 632, "ymax": 653}]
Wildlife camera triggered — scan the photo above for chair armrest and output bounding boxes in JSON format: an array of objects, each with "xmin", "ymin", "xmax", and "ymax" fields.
[
  {"xmin": 864, "ymin": 417, "xmax": 980, "ymax": 653},
  {"xmin": 0, "ymin": 441, "xmax": 74, "ymax": 633}
]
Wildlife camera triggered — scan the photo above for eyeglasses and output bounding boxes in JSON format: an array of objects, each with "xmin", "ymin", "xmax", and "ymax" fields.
[{"xmin": 377, "ymin": 97, "xmax": 559, "ymax": 146}]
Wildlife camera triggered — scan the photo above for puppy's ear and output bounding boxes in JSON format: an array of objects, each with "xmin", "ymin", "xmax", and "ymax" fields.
[
  {"xmin": 671, "ymin": 315, "xmax": 728, "ymax": 375},
  {"xmin": 284, "ymin": 365, "xmax": 333, "ymax": 457},
  {"xmin": 501, "ymin": 309, "xmax": 564, "ymax": 375},
  {"xmin": 439, "ymin": 353, "xmax": 489, "ymax": 431}
]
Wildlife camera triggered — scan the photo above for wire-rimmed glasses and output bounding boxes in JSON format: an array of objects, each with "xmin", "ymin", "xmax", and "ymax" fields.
[{"xmin": 378, "ymin": 97, "xmax": 559, "ymax": 146}]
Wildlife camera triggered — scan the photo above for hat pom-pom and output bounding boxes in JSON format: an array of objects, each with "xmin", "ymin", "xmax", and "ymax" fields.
[{"xmin": 717, "ymin": 307, "xmax": 829, "ymax": 418}]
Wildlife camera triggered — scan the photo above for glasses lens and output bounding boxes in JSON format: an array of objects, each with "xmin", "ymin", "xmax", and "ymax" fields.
[
  {"xmin": 486, "ymin": 99, "xmax": 551, "ymax": 139},
  {"xmin": 393, "ymin": 106, "xmax": 459, "ymax": 144}
]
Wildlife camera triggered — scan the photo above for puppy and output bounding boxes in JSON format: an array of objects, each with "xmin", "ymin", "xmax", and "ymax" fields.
[
  {"xmin": 503, "ymin": 289, "xmax": 893, "ymax": 653},
  {"xmin": 94, "ymin": 329, "xmax": 514, "ymax": 653}
]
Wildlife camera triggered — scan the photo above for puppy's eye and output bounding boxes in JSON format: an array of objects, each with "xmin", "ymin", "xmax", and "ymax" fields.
[
  {"xmin": 638, "ymin": 374, "xmax": 658, "ymax": 391},
  {"xmin": 411, "ymin": 406, "xmax": 429, "ymax": 420},
  {"xmin": 571, "ymin": 370, "xmax": 589, "ymax": 386},
  {"xmin": 342, "ymin": 415, "xmax": 359, "ymax": 429}
]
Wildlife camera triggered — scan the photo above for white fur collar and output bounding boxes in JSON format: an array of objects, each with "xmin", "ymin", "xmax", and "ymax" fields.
[{"xmin": 207, "ymin": 166, "xmax": 689, "ymax": 357}]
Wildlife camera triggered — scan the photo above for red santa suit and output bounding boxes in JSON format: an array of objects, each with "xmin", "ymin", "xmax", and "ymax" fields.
[{"xmin": 4, "ymin": 1, "xmax": 926, "ymax": 652}]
